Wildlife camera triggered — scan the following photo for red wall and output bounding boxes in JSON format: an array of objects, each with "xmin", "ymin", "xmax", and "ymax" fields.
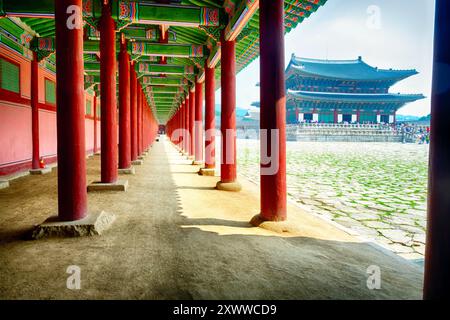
[{"xmin": 0, "ymin": 46, "xmax": 100, "ymax": 176}]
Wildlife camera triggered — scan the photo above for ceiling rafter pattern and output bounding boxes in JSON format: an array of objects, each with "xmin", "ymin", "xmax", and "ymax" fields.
[{"xmin": 0, "ymin": 0, "xmax": 327, "ymax": 123}]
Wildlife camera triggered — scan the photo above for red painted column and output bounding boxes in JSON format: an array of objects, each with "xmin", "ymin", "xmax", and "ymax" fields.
[
  {"xmin": 93, "ymin": 92, "xmax": 98, "ymax": 154},
  {"xmin": 137, "ymin": 86, "xmax": 142, "ymax": 156},
  {"xmin": 130, "ymin": 62, "xmax": 138, "ymax": 161},
  {"xmin": 55, "ymin": 0, "xmax": 87, "ymax": 221},
  {"xmin": 259, "ymin": 0, "xmax": 287, "ymax": 221},
  {"xmin": 185, "ymin": 97, "xmax": 190, "ymax": 153},
  {"xmin": 118, "ymin": 35, "xmax": 131, "ymax": 169},
  {"xmin": 189, "ymin": 88, "xmax": 195, "ymax": 157},
  {"xmin": 180, "ymin": 103, "xmax": 184, "ymax": 151},
  {"xmin": 218, "ymin": 29, "xmax": 239, "ymax": 190},
  {"xmin": 140, "ymin": 89, "xmax": 144, "ymax": 153},
  {"xmin": 194, "ymin": 80, "xmax": 203, "ymax": 163},
  {"xmin": 204, "ymin": 65, "xmax": 215, "ymax": 169},
  {"xmin": 31, "ymin": 51, "xmax": 40, "ymax": 169},
  {"xmin": 179, "ymin": 105, "xmax": 183, "ymax": 148},
  {"xmin": 99, "ymin": 1, "xmax": 118, "ymax": 183},
  {"xmin": 178, "ymin": 106, "xmax": 181, "ymax": 147},
  {"xmin": 424, "ymin": 0, "xmax": 450, "ymax": 300}
]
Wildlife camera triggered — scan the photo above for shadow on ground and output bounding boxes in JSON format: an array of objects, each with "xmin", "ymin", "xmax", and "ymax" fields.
[{"xmin": 0, "ymin": 139, "xmax": 423, "ymax": 300}]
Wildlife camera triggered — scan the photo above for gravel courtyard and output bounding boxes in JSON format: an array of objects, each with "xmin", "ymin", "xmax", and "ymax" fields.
[{"xmin": 237, "ymin": 140, "xmax": 429, "ymax": 262}]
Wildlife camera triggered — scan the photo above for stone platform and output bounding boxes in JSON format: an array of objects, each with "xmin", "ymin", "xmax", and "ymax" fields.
[
  {"xmin": 30, "ymin": 211, "xmax": 115, "ymax": 240},
  {"xmin": 118, "ymin": 167, "xmax": 135, "ymax": 175},
  {"xmin": 30, "ymin": 168, "xmax": 52, "ymax": 175},
  {"xmin": 87, "ymin": 179, "xmax": 128, "ymax": 192},
  {"xmin": 132, "ymin": 159, "xmax": 143, "ymax": 165},
  {"xmin": 0, "ymin": 180, "xmax": 9, "ymax": 189},
  {"xmin": 216, "ymin": 180, "xmax": 242, "ymax": 192},
  {"xmin": 198, "ymin": 168, "xmax": 215, "ymax": 176}
]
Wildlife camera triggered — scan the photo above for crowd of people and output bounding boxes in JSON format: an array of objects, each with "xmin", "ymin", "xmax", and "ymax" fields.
[
  {"xmin": 295, "ymin": 121, "xmax": 431, "ymax": 144},
  {"xmin": 395, "ymin": 123, "xmax": 430, "ymax": 144}
]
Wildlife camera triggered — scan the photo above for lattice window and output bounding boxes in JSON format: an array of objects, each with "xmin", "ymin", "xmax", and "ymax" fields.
[
  {"xmin": 96, "ymin": 100, "xmax": 101, "ymax": 117},
  {"xmin": 45, "ymin": 79, "xmax": 56, "ymax": 105},
  {"xmin": 0, "ymin": 57, "xmax": 20, "ymax": 94},
  {"xmin": 86, "ymin": 99, "xmax": 92, "ymax": 115}
]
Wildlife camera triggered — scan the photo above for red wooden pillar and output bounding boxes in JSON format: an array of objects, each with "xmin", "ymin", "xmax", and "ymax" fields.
[
  {"xmin": 93, "ymin": 92, "xmax": 98, "ymax": 154},
  {"xmin": 424, "ymin": 0, "xmax": 450, "ymax": 300},
  {"xmin": 130, "ymin": 62, "xmax": 138, "ymax": 161},
  {"xmin": 140, "ymin": 89, "xmax": 144, "ymax": 153},
  {"xmin": 31, "ymin": 51, "xmax": 40, "ymax": 169},
  {"xmin": 178, "ymin": 105, "xmax": 182, "ymax": 148},
  {"xmin": 185, "ymin": 97, "xmax": 190, "ymax": 154},
  {"xmin": 189, "ymin": 88, "xmax": 195, "ymax": 157},
  {"xmin": 178, "ymin": 105, "xmax": 182, "ymax": 149},
  {"xmin": 55, "ymin": 0, "xmax": 87, "ymax": 221},
  {"xmin": 180, "ymin": 101, "xmax": 186, "ymax": 153},
  {"xmin": 137, "ymin": 86, "xmax": 142, "ymax": 156},
  {"xmin": 194, "ymin": 80, "xmax": 203, "ymax": 164},
  {"xmin": 99, "ymin": 1, "xmax": 118, "ymax": 183},
  {"xmin": 204, "ymin": 65, "xmax": 215, "ymax": 169},
  {"xmin": 118, "ymin": 35, "xmax": 131, "ymax": 169},
  {"xmin": 259, "ymin": 0, "xmax": 286, "ymax": 221},
  {"xmin": 217, "ymin": 30, "xmax": 240, "ymax": 191}
]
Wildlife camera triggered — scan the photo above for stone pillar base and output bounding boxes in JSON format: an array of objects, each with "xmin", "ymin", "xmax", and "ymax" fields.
[
  {"xmin": 216, "ymin": 180, "xmax": 242, "ymax": 192},
  {"xmin": 249, "ymin": 214, "xmax": 297, "ymax": 234},
  {"xmin": 94, "ymin": 152, "xmax": 101, "ymax": 155},
  {"xmin": 192, "ymin": 160, "xmax": 203, "ymax": 166},
  {"xmin": 87, "ymin": 179, "xmax": 128, "ymax": 192},
  {"xmin": 132, "ymin": 160, "xmax": 143, "ymax": 165},
  {"xmin": 118, "ymin": 167, "xmax": 135, "ymax": 175},
  {"xmin": 138, "ymin": 155, "xmax": 145, "ymax": 160},
  {"xmin": 0, "ymin": 180, "xmax": 9, "ymax": 189},
  {"xmin": 30, "ymin": 211, "xmax": 116, "ymax": 240},
  {"xmin": 198, "ymin": 168, "xmax": 215, "ymax": 176},
  {"xmin": 30, "ymin": 167, "xmax": 52, "ymax": 175}
]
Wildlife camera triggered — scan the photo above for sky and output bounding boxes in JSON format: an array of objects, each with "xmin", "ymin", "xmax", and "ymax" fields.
[{"xmin": 216, "ymin": 0, "xmax": 436, "ymax": 117}]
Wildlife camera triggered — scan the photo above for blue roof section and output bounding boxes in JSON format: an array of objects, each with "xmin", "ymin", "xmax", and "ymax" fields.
[
  {"xmin": 287, "ymin": 55, "xmax": 418, "ymax": 81},
  {"xmin": 287, "ymin": 90, "xmax": 425, "ymax": 103}
]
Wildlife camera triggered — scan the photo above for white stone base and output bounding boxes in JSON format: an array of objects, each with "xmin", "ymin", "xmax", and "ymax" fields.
[
  {"xmin": 29, "ymin": 167, "xmax": 52, "ymax": 175},
  {"xmin": 0, "ymin": 180, "xmax": 9, "ymax": 189},
  {"xmin": 118, "ymin": 167, "xmax": 135, "ymax": 175},
  {"xmin": 216, "ymin": 180, "xmax": 242, "ymax": 192},
  {"xmin": 30, "ymin": 211, "xmax": 116, "ymax": 240},
  {"xmin": 198, "ymin": 168, "xmax": 215, "ymax": 176},
  {"xmin": 132, "ymin": 160, "xmax": 143, "ymax": 165},
  {"xmin": 87, "ymin": 179, "xmax": 128, "ymax": 192}
]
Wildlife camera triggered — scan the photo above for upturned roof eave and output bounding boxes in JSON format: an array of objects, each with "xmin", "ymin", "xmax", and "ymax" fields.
[
  {"xmin": 287, "ymin": 90, "xmax": 426, "ymax": 103},
  {"xmin": 286, "ymin": 64, "xmax": 418, "ymax": 82}
]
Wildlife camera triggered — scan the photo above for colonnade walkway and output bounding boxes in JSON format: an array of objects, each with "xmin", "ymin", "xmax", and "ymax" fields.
[{"xmin": 0, "ymin": 137, "xmax": 423, "ymax": 299}]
